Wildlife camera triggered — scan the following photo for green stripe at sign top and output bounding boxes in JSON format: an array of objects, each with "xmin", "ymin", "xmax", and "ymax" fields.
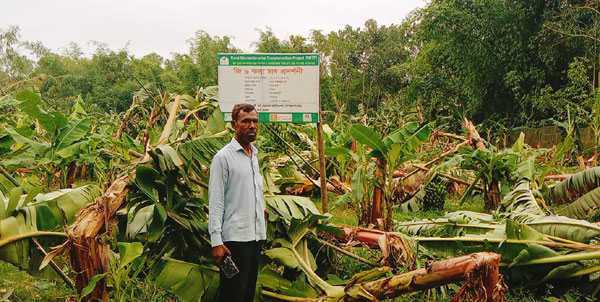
[
  {"xmin": 223, "ymin": 112, "xmax": 319, "ymax": 123},
  {"xmin": 218, "ymin": 53, "xmax": 319, "ymax": 66}
]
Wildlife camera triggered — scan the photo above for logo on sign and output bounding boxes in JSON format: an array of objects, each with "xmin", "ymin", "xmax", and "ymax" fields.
[
  {"xmin": 219, "ymin": 56, "xmax": 229, "ymax": 66},
  {"xmin": 303, "ymin": 114, "xmax": 312, "ymax": 122}
]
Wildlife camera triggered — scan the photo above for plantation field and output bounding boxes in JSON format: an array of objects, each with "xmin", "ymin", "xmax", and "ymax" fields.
[
  {"xmin": 2, "ymin": 71, "xmax": 600, "ymax": 302},
  {"xmin": 4, "ymin": 0, "xmax": 600, "ymax": 301}
]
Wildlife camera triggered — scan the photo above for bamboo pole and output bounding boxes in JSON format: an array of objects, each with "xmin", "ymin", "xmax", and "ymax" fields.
[
  {"xmin": 31, "ymin": 238, "xmax": 74, "ymax": 289},
  {"xmin": 314, "ymin": 237, "xmax": 379, "ymax": 267},
  {"xmin": 317, "ymin": 81, "xmax": 328, "ymax": 213}
]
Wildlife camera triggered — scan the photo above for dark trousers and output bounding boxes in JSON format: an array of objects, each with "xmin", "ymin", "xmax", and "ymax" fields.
[{"xmin": 218, "ymin": 240, "xmax": 263, "ymax": 302}]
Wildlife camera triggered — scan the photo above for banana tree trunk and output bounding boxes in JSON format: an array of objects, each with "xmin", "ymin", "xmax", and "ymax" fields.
[
  {"xmin": 46, "ymin": 95, "xmax": 184, "ymax": 301},
  {"xmin": 263, "ymin": 252, "xmax": 504, "ymax": 302},
  {"xmin": 371, "ymin": 158, "xmax": 386, "ymax": 228},
  {"xmin": 66, "ymin": 176, "xmax": 130, "ymax": 301},
  {"xmin": 486, "ymin": 181, "xmax": 502, "ymax": 210},
  {"xmin": 346, "ymin": 252, "xmax": 504, "ymax": 302}
]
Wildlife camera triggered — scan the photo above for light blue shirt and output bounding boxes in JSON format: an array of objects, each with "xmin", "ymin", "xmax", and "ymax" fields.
[{"xmin": 208, "ymin": 137, "xmax": 267, "ymax": 247}]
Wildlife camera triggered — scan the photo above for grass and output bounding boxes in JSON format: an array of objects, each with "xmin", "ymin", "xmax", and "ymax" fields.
[
  {"xmin": 0, "ymin": 261, "xmax": 74, "ymax": 302},
  {"xmin": 0, "ymin": 260, "xmax": 176, "ymax": 302}
]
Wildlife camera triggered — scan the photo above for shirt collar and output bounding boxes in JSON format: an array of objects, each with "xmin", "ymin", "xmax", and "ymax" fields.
[{"xmin": 230, "ymin": 137, "xmax": 258, "ymax": 154}]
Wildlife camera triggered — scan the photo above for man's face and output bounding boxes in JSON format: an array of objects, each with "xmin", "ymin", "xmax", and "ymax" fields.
[{"xmin": 232, "ymin": 109, "xmax": 259, "ymax": 144}]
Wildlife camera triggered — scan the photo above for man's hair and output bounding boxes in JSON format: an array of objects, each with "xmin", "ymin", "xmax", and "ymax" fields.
[{"xmin": 231, "ymin": 103, "xmax": 256, "ymax": 122}]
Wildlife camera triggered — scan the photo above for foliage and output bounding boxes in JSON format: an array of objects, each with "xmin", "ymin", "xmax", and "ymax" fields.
[
  {"xmin": 4, "ymin": 1, "xmax": 600, "ymax": 300},
  {"xmin": 349, "ymin": 121, "xmax": 432, "ymax": 227},
  {"xmin": 0, "ymin": 185, "xmax": 101, "ymax": 278},
  {"xmin": 1, "ymin": 90, "xmax": 124, "ymax": 188}
]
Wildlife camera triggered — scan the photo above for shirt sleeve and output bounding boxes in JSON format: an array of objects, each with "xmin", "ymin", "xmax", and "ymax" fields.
[{"xmin": 208, "ymin": 154, "xmax": 227, "ymax": 247}]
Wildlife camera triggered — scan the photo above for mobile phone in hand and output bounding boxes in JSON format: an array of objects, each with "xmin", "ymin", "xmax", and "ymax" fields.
[{"xmin": 220, "ymin": 255, "xmax": 239, "ymax": 279}]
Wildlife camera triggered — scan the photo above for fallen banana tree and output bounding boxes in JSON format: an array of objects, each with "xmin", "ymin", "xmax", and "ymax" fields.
[
  {"xmin": 41, "ymin": 95, "xmax": 227, "ymax": 301},
  {"xmin": 342, "ymin": 252, "xmax": 504, "ymax": 302},
  {"xmin": 0, "ymin": 185, "xmax": 101, "ymax": 279},
  {"xmin": 259, "ymin": 252, "xmax": 505, "ymax": 302},
  {"xmin": 257, "ymin": 200, "xmax": 507, "ymax": 302},
  {"xmin": 353, "ymin": 178, "xmax": 600, "ymax": 285}
]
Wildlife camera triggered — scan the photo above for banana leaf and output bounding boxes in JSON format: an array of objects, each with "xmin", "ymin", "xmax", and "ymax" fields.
[
  {"xmin": 523, "ymin": 216, "xmax": 600, "ymax": 243},
  {"xmin": 0, "ymin": 185, "xmax": 101, "ymax": 278},
  {"xmin": 265, "ymin": 194, "xmax": 320, "ymax": 222},
  {"xmin": 494, "ymin": 179, "xmax": 600, "ymax": 243},
  {"xmin": 15, "ymin": 90, "xmax": 67, "ymax": 134},
  {"xmin": 149, "ymin": 257, "xmax": 220, "ymax": 302},
  {"xmin": 177, "ymin": 134, "xmax": 229, "ymax": 181},
  {"xmin": 54, "ymin": 118, "xmax": 90, "ymax": 151},
  {"xmin": 498, "ymin": 180, "xmax": 546, "ymax": 217},
  {"xmin": 395, "ymin": 211, "xmax": 499, "ymax": 237},
  {"xmin": 547, "ymin": 167, "xmax": 600, "ymax": 205},
  {"xmin": 398, "ymin": 188, "xmax": 426, "ymax": 212},
  {"xmin": 557, "ymin": 186, "xmax": 600, "ymax": 219}
]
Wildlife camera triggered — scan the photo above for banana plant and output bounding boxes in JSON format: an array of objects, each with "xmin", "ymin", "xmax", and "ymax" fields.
[
  {"xmin": 393, "ymin": 177, "xmax": 600, "ymax": 286},
  {"xmin": 125, "ymin": 113, "xmax": 229, "ymax": 265},
  {"xmin": 1, "ymin": 90, "xmax": 114, "ymax": 188},
  {"xmin": 0, "ymin": 185, "xmax": 101, "ymax": 278},
  {"xmin": 349, "ymin": 121, "xmax": 432, "ymax": 229},
  {"xmin": 547, "ymin": 166, "xmax": 600, "ymax": 201},
  {"xmin": 448, "ymin": 147, "xmax": 521, "ymax": 210}
]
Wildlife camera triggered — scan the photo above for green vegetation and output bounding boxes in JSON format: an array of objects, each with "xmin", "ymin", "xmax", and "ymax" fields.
[{"xmin": 4, "ymin": 0, "xmax": 600, "ymax": 301}]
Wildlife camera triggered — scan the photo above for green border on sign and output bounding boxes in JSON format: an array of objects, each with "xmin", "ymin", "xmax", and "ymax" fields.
[
  {"xmin": 218, "ymin": 53, "xmax": 319, "ymax": 66},
  {"xmin": 223, "ymin": 112, "xmax": 319, "ymax": 123}
]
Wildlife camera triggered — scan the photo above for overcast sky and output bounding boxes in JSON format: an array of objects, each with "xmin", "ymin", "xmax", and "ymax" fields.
[{"xmin": 0, "ymin": 0, "xmax": 426, "ymax": 59}]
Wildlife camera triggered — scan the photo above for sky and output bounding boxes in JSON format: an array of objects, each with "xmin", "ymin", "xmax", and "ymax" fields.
[{"xmin": 0, "ymin": 0, "xmax": 426, "ymax": 59}]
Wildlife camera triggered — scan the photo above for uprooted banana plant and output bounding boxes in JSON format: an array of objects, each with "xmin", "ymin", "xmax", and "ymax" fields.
[
  {"xmin": 40, "ymin": 95, "xmax": 227, "ymax": 301},
  {"xmin": 149, "ymin": 205, "xmax": 506, "ymax": 302},
  {"xmin": 390, "ymin": 177, "xmax": 600, "ymax": 286}
]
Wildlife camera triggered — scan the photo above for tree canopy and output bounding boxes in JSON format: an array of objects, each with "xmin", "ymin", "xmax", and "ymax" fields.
[{"xmin": 3, "ymin": 0, "xmax": 600, "ymax": 132}]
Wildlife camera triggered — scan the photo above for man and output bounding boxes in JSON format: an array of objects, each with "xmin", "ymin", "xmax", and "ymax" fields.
[{"xmin": 208, "ymin": 103, "xmax": 266, "ymax": 302}]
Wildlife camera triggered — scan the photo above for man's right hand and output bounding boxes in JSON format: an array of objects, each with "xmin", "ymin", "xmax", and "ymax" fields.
[{"xmin": 212, "ymin": 244, "xmax": 231, "ymax": 265}]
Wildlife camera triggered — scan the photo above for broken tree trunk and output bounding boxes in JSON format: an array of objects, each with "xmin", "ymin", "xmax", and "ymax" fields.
[
  {"xmin": 400, "ymin": 139, "xmax": 472, "ymax": 182},
  {"xmin": 345, "ymin": 252, "xmax": 505, "ymax": 302},
  {"xmin": 464, "ymin": 117, "xmax": 487, "ymax": 151},
  {"xmin": 371, "ymin": 158, "xmax": 386, "ymax": 228},
  {"xmin": 408, "ymin": 163, "xmax": 484, "ymax": 191},
  {"xmin": 486, "ymin": 181, "xmax": 502, "ymax": 211},
  {"xmin": 65, "ymin": 176, "xmax": 130, "ymax": 302},
  {"xmin": 47, "ymin": 95, "xmax": 185, "ymax": 301},
  {"xmin": 262, "ymin": 252, "xmax": 505, "ymax": 302},
  {"xmin": 544, "ymin": 174, "xmax": 571, "ymax": 181}
]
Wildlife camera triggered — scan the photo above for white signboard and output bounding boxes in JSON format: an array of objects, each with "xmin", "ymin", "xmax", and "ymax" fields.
[{"xmin": 218, "ymin": 53, "xmax": 319, "ymax": 123}]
